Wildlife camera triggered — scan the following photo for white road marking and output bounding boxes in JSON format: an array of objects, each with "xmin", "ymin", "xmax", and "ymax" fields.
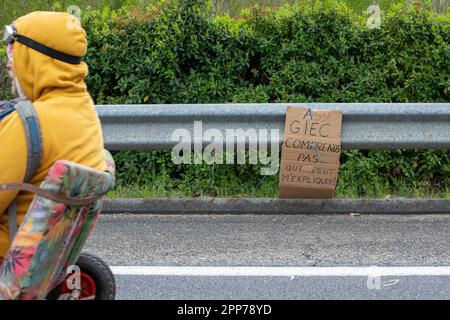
[{"xmin": 110, "ymin": 266, "xmax": 450, "ymax": 277}]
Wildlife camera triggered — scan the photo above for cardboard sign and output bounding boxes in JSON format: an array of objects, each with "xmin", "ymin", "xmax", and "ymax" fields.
[{"xmin": 279, "ymin": 107, "xmax": 343, "ymax": 199}]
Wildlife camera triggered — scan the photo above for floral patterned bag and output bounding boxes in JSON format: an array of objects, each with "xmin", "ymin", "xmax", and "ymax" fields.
[{"xmin": 0, "ymin": 150, "xmax": 115, "ymax": 300}]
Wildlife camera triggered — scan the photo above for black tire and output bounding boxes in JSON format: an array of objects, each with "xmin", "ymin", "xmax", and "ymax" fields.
[{"xmin": 47, "ymin": 252, "xmax": 116, "ymax": 300}]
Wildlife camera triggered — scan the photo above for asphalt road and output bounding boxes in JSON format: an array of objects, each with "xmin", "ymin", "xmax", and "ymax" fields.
[{"xmin": 84, "ymin": 214, "xmax": 450, "ymax": 300}]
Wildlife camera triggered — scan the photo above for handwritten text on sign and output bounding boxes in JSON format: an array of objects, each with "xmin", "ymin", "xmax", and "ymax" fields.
[{"xmin": 279, "ymin": 107, "xmax": 343, "ymax": 198}]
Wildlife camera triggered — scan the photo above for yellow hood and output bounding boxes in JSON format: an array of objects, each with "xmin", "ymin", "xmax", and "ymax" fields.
[{"xmin": 12, "ymin": 11, "xmax": 89, "ymax": 102}]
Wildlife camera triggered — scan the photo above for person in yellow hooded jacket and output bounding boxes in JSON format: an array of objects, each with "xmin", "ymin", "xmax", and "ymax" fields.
[{"xmin": 0, "ymin": 12, "xmax": 106, "ymax": 259}]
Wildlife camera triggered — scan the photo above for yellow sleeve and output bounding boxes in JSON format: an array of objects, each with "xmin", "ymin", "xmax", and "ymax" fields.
[{"xmin": 0, "ymin": 112, "xmax": 28, "ymax": 215}]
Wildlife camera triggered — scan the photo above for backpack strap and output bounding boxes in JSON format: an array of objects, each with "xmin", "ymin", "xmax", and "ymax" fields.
[
  {"xmin": 14, "ymin": 100, "xmax": 43, "ymax": 183},
  {"xmin": 0, "ymin": 183, "xmax": 104, "ymax": 206},
  {"xmin": 6, "ymin": 100, "xmax": 43, "ymax": 241}
]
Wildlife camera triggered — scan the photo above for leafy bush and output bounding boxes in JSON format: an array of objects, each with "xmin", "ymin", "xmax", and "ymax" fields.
[
  {"xmin": 1, "ymin": 0, "xmax": 449, "ymax": 197},
  {"xmin": 81, "ymin": 0, "xmax": 449, "ymax": 103},
  {"xmin": 83, "ymin": 0, "xmax": 255, "ymax": 104},
  {"xmin": 246, "ymin": 1, "xmax": 449, "ymax": 102}
]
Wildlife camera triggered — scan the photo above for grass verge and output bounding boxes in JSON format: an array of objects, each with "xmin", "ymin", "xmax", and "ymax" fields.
[{"xmin": 107, "ymin": 173, "xmax": 450, "ymax": 199}]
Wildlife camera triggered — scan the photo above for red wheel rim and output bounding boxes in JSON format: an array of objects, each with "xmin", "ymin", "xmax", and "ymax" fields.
[{"xmin": 60, "ymin": 272, "xmax": 97, "ymax": 299}]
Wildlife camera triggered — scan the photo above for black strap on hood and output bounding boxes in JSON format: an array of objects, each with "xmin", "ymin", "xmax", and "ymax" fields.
[{"xmin": 16, "ymin": 34, "xmax": 82, "ymax": 65}]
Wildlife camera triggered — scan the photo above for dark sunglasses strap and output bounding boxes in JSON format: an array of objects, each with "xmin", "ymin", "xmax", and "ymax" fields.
[{"xmin": 16, "ymin": 34, "xmax": 82, "ymax": 65}]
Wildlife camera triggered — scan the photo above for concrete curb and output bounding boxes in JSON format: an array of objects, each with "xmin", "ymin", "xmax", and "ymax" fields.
[{"xmin": 103, "ymin": 198, "xmax": 450, "ymax": 214}]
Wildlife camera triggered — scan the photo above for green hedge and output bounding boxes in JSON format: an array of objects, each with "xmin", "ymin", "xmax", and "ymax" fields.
[
  {"xmin": 1, "ymin": 0, "xmax": 449, "ymax": 197},
  {"xmin": 82, "ymin": 0, "xmax": 449, "ymax": 104},
  {"xmin": 83, "ymin": 1, "xmax": 256, "ymax": 104},
  {"xmin": 84, "ymin": 1, "xmax": 449, "ymax": 198}
]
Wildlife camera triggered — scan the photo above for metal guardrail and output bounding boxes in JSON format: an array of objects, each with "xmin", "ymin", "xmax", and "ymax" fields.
[{"xmin": 97, "ymin": 103, "xmax": 450, "ymax": 150}]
